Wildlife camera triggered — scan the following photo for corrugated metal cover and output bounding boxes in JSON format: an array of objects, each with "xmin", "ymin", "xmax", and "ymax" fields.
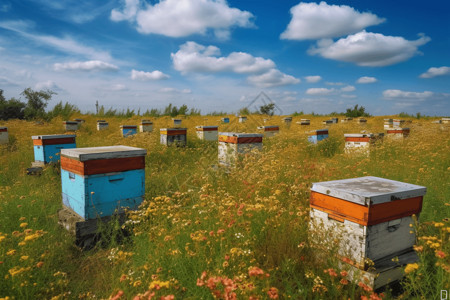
[{"xmin": 61, "ymin": 145, "xmax": 146, "ymax": 161}]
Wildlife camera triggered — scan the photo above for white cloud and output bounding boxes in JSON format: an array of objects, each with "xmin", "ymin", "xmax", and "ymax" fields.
[
  {"xmin": 53, "ymin": 60, "xmax": 119, "ymax": 72},
  {"xmin": 131, "ymin": 69, "xmax": 170, "ymax": 81},
  {"xmin": 281, "ymin": 2, "xmax": 384, "ymax": 40},
  {"xmin": 159, "ymin": 87, "xmax": 192, "ymax": 94},
  {"xmin": 304, "ymin": 75, "xmax": 322, "ymax": 83},
  {"xmin": 419, "ymin": 66, "xmax": 450, "ymax": 78},
  {"xmin": 383, "ymin": 89, "xmax": 433, "ymax": 100},
  {"xmin": 308, "ymin": 31, "xmax": 430, "ymax": 67},
  {"xmin": 306, "ymin": 87, "xmax": 335, "ymax": 95},
  {"xmin": 171, "ymin": 41, "xmax": 275, "ymax": 74},
  {"xmin": 34, "ymin": 80, "xmax": 60, "ymax": 90},
  {"xmin": 110, "ymin": 84, "xmax": 127, "ymax": 91},
  {"xmin": 341, "ymin": 85, "xmax": 355, "ymax": 92},
  {"xmin": 247, "ymin": 69, "xmax": 300, "ymax": 88},
  {"xmin": 111, "ymin": 0, "xmax": 254, "ymax": 39},
  {"xmin": 357, "ymin": 76, "xmax": 377, "ymax": 84},
  {"xmin": 325, "ymin": 81, "xmax": 345, "ymax": 86}
]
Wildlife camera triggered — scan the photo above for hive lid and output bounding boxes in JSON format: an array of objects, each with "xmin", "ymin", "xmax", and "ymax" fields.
[
  {"xmin": 160, "ymin": 128, "xmax": 187, "ymax": 131},
  {"xmin": 219, "ymin": 132, "xmax": 263, "ymax": 138},
  {"xmin": 61, "ymin": 145, "xmax": 146, "ymax": 161},
  {"xmin": 196, "ymin": 126, "xmax": 218, "ymax": 129},
  {"xmin": 344, "ymin": 133, "xmax": 374, "ymax": 138},
  {"xmin": 32, "ymin": 134, "xmax": 76, "ymax": 140},
  {"xmin": 0, "ymin": 127, "xmax": 7, "ymax": 129},
  {"xmin": 386, "ymin": 127, "xmax": 410, "ymax": 130},
  {"xmin": 63, "ymin": 121, "xmax": 78, "ymax": 124},
  {"xmin": 120, "ymin": 125, "xmax": 137, "ymax": 128},
  {"xmin": 311, "ymin": 176, "xmax": 426, "ymax": 205},
  {"xmin": 257, "ymin": 126, "xmax": 279, "ymax": 129}
]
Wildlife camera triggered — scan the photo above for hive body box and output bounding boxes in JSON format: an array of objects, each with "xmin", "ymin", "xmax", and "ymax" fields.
[
  {"xmin": 160, "ymin": 128, "xmax": 187, "ymax": 146},
  {"xmin": 120, "ymin": 125, "xmax": 137, "ymax": 137},
  {"xmin": 172, "ymin": 119, "xmax": 182, "ymax": 127},
  {"xmin": 218, "ymin": 132, "xmax": 263, "ymax": 167},
  {"xmin": 341, "ymin": 117, "xmax": 353, "ymax": 123},
  {"xmin": 309, "ymin": 176, "xmax": 426, "ymax": 288},
  {"xmin": 308, "ymin": 129, "xmax": 328, "ymax": 144},
  {"xmin": 63, "ymin": 121, "xmax": 79, "ymax": 131},
  {"xmin": 0, "ymin": 127, "xmax": 8, "ymax": 145},
  {"xmin": 196, "ymin": 126, "xmax": 218, "ymax": 141},
  {"xmin": 384, "ymin": 119, "xmax": 393, "ymax": 129},
  {"xmin": 97, "ymin": 120, "xmax": 109, "ymax": 131},
  {"xmin": 331, "ymin": 117, "xmax": 339, "ymax": 123},
  {"xmin": 322, "ymin": 120, "xmax": 333, "ymax": 125},
  {"xmin": 60, "ymin": 146, "xmax": 146, "ymax": 220},
  {"xmin": 357, "ymin": 118, "xmax": 367, "ymax": 123},
  {"xmin": 393, "ymin": 119, "xmax": 405, "ymax": 128},
  {"xmin": 442, "ymin": 117, "xmax": 450, "ymax": 124},
  {"xmin": 257, "ymin": 126, "xmax": 279, "ymax": 137},
  {"xmin": 139, "ymin": 120, "xmax": 153, "ymax": 132},
  {"xmin": 283, "ymin": 117, "xmax": 292, "ymax": 125},
  {"xmin": 32, "ymin": 134, "xmax": 76, "ymax": 164},
  {"xmin": 300, "ymin": 119, "xmax": 310, "ymax": 125},
  {"xmin": 238, "ymin": 116, "xmax": 247, "ymax": 123},
  {"xmin": 221, "ymin": 117, "xmax": 230, "ymax": 124},
  {"xmin": 344, "ymin": 133, "xmax": 383, "ymax": 153},
  {"xmin": 386, "ymin": 128, "xmax": 410, "ymax": 139}
]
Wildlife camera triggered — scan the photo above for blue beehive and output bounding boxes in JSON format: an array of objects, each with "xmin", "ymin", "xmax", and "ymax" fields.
[
  {"xmin": 221, "ymin": 117, "xmax": 230, "ymax": 124},
  {"xmin": 120, "ymin": 125, "xmax": 137, "ymax": 137},
  {"xmin": 308, "ymin": 129, "xmax": 329, "ymax": 144},
  {"xmin": 32, "ymin": 134, "xmax": 76, "ymax": 163},
  {"xmin": 60, "ymin": 146, "xmax": 146, "ymax": 220}
]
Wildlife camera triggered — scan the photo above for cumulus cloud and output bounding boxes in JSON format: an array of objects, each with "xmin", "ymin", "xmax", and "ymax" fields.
[
  {"xmin": 111, "ymin": 0, "xmax": 254, "ymax": 39},
  {"xmin": 34, "ymin": 80, "xmax": 60, "ymax": 90},
  {"xmin": 304, "ymin": 75, "xmax": 322, "ymax": 83},
  {"xmin": 357, "ymin": 76, "xmax": 377, "ymax": 84},
  {"xmin": 53, "ymin": 60, "xmax": 119, "ymax": 71},
  {"xmin": 172, "ymin": 41, "xmax": 275, "ymax": 74},
  {"xmin": 341, "ymin": 85, "xmax": 356, "ymax": 92},
  {"xmin": 308, "ymin": 31, "xmax": 430, "ymax": 66},
  {"xmin": 306, "ymin": 87, "xmax": 335, "ymax": 95},
  {"xmin": 281, "ymin": 2, "xmax": 384, "ymax": 40},
  {"xmin": 159, "ymin": 87, "xmax": 192, "ymax": 94},
  {"xmin": 419, "ymin": 66, "xmax": 450, "ymax": 78},
  {"xmin": 131, "ymin": 69, "xmax": 170, "ymax": 81},
  {"xmin": 383, "ymin": 89, "xmax": 433, "ymax": 100},
  {"xmin": 247, "ymin": 69, "xmax": 300, "ymax": 88}
]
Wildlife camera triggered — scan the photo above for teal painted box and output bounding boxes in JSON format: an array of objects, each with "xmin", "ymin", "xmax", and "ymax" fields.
[
  {"xmin": 308, "ymin": 129, "xmax": 329, "ymax": 144},
  {"xmin": 120, "ymin": 125, "xmax": 137, "ymax": 137},
  {"xmin": 32, "ymin": 134, "xmax": 76, "ymax": 163},
  {"xmin": 60, "ymin": 145, "xmax": 146, "ymax": 220}
]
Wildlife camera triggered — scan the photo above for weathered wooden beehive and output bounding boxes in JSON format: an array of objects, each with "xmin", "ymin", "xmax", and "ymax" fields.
[
  {"xmin": 218, "ymin": 132, "xmax": 263, "ymax": 167},
  {"xmin": 0, "ymin": 127, "xmax": 8, "ymax": 145},
  {"xmin": 257, "ymin": 125, "xmax": 279, "ymax": 137},
  {"xmin": 96, "ymin": 120, "xmax": 109, "ymax": 131},
  {"xmin": 341, "ymin": 117, "xmax": 353, "ymax": 123},
  {"xmin": 344, "ymin": 133, "xmax": 383, "ymax": 153},
  {"xmin": 283, "ymin": 117, "xmax": 292, "ymax": 125},
  {"xmin": 308, "ymin": 129, "xmax": 328, "ymax": 144},
  {"xmin": 196, "ymin": 126, "xmax": 218, "ymax": 141},
  {"xmin": 120, "ymin": 125, "xmax": 137, "ymax": 137},
  {"xmin": 32, "ymin": 134, "xmax": 76, "ymax": 164},
  {"xmin": 309, "ymin": 176, "xmax": 426, "ymax": 289},
  {"xmin": 60, "ymin": 146, "xmax": 146, "ymax": 220},
  {"xmin": 221, "ymin": 117, "xmax": 230, "ymax": 124},
  {"xmin": 160, "ymin": 128, "xmax": 187, "ymax": 146},
  {"xmin": 393, "ymin": 119, "xmax": 405, "ymax": 128},
  {"xmin": 63, "ymin": 121, "xmax": 79, "ymax": 131},
  {"xmin": 139, "ymin": 120, "xmax": 153, "ymax": 132},
  {"xmin": 386, "ymin": 127, "xmax": 410, "ymax": 139},
  {"xmin": 172, "ymin": 119, "xmax": 182, "ymax": 127},
  {"xmin": 238, "ymin": 116, "xmax": 247, "ymax": 123}
]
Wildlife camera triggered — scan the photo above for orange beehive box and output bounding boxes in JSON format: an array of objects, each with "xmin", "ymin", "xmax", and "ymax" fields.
[
  {"xmin": 257, "ymin": 125, "xmax": 279, "ymax": 137},
  {"xmin": 386, "ymin": 127, "xmax": 410, "ymax": 138}
]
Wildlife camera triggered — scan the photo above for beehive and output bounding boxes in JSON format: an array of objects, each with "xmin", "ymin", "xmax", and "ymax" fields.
[
  {"xmin": 97, "ymin": 120, "xmax": 109, "ymax": 131},
  {"xmin": 120, "ymin": 125, "xmax": 137, "ymax": 137},
  {"xmin": 344, "ymin": 133, "xmax": 383, "ymax": 153},
  {"xmin": 384, "ymin": 119, "xmax": 393, "ymax": 129},
  {"xmin": 386, "ymin": 127, "xmax": 410, "ymax": 139},
  {"xmin": 60, "ymin": 146, "xmax": 146, "ymax": 220},
  {"xmin": 160, "ymin": 128, "xmax": 187, "ymax": 146},
  {"xmin": 393, "ymin": 119, "xmax": 405, "ymax": 128},
  {"xmin": 238, "ymin": 116, "xmax": 247, "ymax": 123},
  {"xmin": 298, "ymin": 119, "xmax": 310, "ymax": 125},
  {"xmin": 309, "ymin": 176, "xmax": 426, "ymax": 288},
  {"xmin": 218, "ymin": 132, "xmax": 263, "ymax": 167},
  {"xmin": 322, "ymin": 120, "xmax": 333, "ymax": 125},
  {"xmin": 63, "ymin": 121, "xmax": 79, "ymax": 131},
  {"xmin": 441, "ymin": 117, "xmax": 450, "ymax": 124},
  {"xmin": 139, "ymin": 120, "xmax": 153, "ymax": 132},
  {"xmin": 341, "ymin": 117, "xmax": 353, "ymax": 123},
  {"xmin": 221, "ymin": 117, "xmax": 230, "ymax": 124},
  {"xmin": 331, "ymin": 117, "xmax": 339, "ymax": 123},
  {"xmin": 308, "ymin": 129, "xmax": 328, "ymax": 144},
  {"xmin": 32, "ymin": 134, "xmax": 76, "ymax": 164},
  {"xmin": 0, "ymin": 127, "xmax": 8, "ymax": 145},
  {"xmin": 357, "ymin": 118, "xmax": 367, "ymax": 123},
  {"xmin": 74, "ymin": 118, "xmax": 85, "ymax": 124},
  {"xmin": 283, "ymin": 117, "xmax": 292, "ymax": 125},
  {"xmin": 172, "ymin": 119, "xmax": 182, "ymax": 127},
  {"xmin": 196, "ymin": 126, "xmax": 218, "ymax": 141},
  {"xmin": 257, "ymin": 125, "xmax": 279, "ymax": 137}
]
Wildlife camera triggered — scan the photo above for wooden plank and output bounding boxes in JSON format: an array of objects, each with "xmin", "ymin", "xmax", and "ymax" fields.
[
  {"xmin": 33, "ymin": 137, "xmax": 76, "ymax": 146},
  {"xmin": 61, "ymin": 156, "xmax": 145, "ymax": 175}
]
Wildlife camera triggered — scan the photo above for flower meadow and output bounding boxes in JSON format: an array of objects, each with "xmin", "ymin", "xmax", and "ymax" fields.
[{"xmin": 0, "ymin": 115, "xmax": 449, "ymax": 299}]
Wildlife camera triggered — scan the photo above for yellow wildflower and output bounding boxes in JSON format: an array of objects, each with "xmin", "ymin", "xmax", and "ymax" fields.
[{"xmin": 404, "ymin": 263, "xmax": 419, "ymax": 274}]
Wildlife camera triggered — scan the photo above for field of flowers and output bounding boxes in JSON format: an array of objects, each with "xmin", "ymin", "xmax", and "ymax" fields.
[{"xmin": 0, "ymin": 115, "xmax": 449, "ymax": 299}]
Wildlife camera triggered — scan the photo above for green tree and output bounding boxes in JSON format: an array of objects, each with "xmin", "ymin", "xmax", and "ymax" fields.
[
  {"xmin": 344, "ymin": 104, "xmax": 371, "ymax": 118},
  {"xmin": 22, "ymin": 88, "xmax": 55, "ymax": 120},
  {"xmin": 0, "ymin": 89, "xmax": 26, "ymax": 120},
  {"xmin": 259, "ymin": 103, "xmax": 275, "ymax": 116},
  {"xmin": 238, "ymin": 107, "xmax": 250, "ymax": 115}
]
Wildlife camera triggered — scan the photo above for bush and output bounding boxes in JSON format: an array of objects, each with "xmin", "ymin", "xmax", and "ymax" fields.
[{"xmin": 344, "ymin": 105, "xmax": 371, "ymax": 118}]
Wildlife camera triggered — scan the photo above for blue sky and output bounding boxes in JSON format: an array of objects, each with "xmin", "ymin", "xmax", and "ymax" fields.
[{"xmin": 0, "ymin": 0, "xmax": 449, "ymax": 115}]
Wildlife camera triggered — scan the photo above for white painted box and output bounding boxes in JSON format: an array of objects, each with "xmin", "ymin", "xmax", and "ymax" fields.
[
  {"xmin": 139, "ymin": 120, "xmax": 153, "ymax": 132},
  {"xmin": 218, "ymin": 132, "xmax": 263, "ymax": 167},
  {"xmin": 309, "ymin": 176, "xmax": 426, "ymax": 272},
  {"xmin": 298, "ymin": 119, "xmax": 310, "ymax": 125},
  {"xmin": 344, "ymin": 133, "xmax": 383, "ymax": 153},
  {"xmin": 322, "ymin": 120, "xmax": 333, "ymax": 125},
  {"xmin": 238, "ymin": 116, "xmax": 247, "ymax": 123},
  {"xmin": 441, "ymin": 117, "xmax": 450, "ymax": 124},
  {"xmin": 172, "ymin": 119, "xmax": 182, "ymax": 127},
  {"xmin": 196, "ymin": 126, "xmax": 218, "ymax": 141},
  {"xmin": 257, "ymin": 125, "xmax": 279, "ymax": 137},
  {"xmin": 0, "ymin": 127, "xmax": 8, "ymax": 145},
  {"xmin": 341, "ymin": 117, "xmax": 353, "ymax": 123},
  {"xmin": 160, "ymin": 128, "xmax": 187, "ymax": 146},
  {"xmin": 386, "ymin": 127, "xmax": 410, "ymax": 139},
  {"xmin": 393, "ymin": 119, "xmax": 405, "ymax": 128},
  {"xmin": 97, "ymin": 120, "xmax": 109, "ymax": 131},
  {"xmin": 63, "ymin": 121, "xmax": 79, "ymax": 131}
]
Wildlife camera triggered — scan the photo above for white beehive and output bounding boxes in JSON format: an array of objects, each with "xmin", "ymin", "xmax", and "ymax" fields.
[
  {"xmin": 139, "ymin": 120, "xmax": 153, "ymax": 132},
  {"xmin": 63, "ymin": 121, "xmax": 79, "ymax": 131},
  {"xmin": 97, "ymin": 120, "xmax": 109, "ymax": 131},
  {"xmin": 322, "ymin": 120, "xmax": 333, "ymax": 125},
  {"xmin": 0, "ymin": 127, "xmax": 8, "ymax": 145},
  {"xmin": 160, "ymin": 128, "xmax": 187, "ymax": 146},
  {"xmin": 196, "ymin": 126, "xmax": 218, "ymax": 141},
  {"xmin": 344, "ymin": 133, "xmax": 383, "ymax": 154},
  {"xmin": 309, "ymin": 176, "xmax": 426, "ymax": 289},
  {"xmin": 341, "ymin": 117, "xmax": 353, "ymax": 123},
  {"xmin": 238, "ymin": 116, "xmax": 247, "ymax": 123},
  {"xmin": 393, "ymin": 119, "xmax": 405, "ymax": 128},
  {"xmin": 441, "ymin": 117, "xmax": 450, "ymax": 124},
  {"xmin": 386, "ymin": 127, "xmax": 410, "ymax": 139},
  {"xmin": 298, "ymin": 119, "xmax": 310, "ymax": 125},
  {"xmin": 172, "ymin": 119, "xmax": 182, "ymax": 127},
  {"xmin": 218, "ymin": 132, "xmax": 263, "ymax": 167},
  {"xmin": 257, "ymin": 125, "xmax": 279, "ymax": 137},
  {"xmin": 384, "ymin": 119, "xmax": 393, "ymax": 129}
]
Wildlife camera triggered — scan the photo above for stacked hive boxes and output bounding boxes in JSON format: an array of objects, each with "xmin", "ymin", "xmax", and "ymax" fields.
[
  {"xmin": 97, "ymin": 120, "xmax": 109, "ymax": 131},
  {"xmin": 139, "ymin": 120, "xmax": 153, "ymax": 132},
  {"xmin": 218, "ymin": 132, "xmax": 263, "ymax": 167},
  {"xmin": 344, "ymin": 133, "xmax": 383, "ymax": 153},
  {"xmin": 196, "ymin": 126, "xmax": 218, "ymax": 141},
  {"xmin": 384, "ymin": 119, "xmax": 393, "ymax": 129},
  {"xmin": 309, "ymin": 176, "xmax": 426, "ymax": 289},
  {"xmin": 120, "ymin": 125, "xmax": 137, "ymax": 137},
  {"xmin": 160, "ymin": 128, "xmax": 187, "ymax": 146},
  {"xmin": 63, "ymin": 121, "xmax": 79, "ymax": 131},
  {"xmin": 257, "ymin": 125, "xmax": 279, "ymax": 137},
  {"xmin": 308, "ymin": 129, "xmax": 328, "ymax": 144},
  {"xmin": 32, "ymin": 134, "xmax": 76, "ymax": 164},
  {"xmin": 60, "ymin": 146, "xmax": 146, "ymax": 220},
  {"xmin": 0, "ymin": 127, "xmax": 8, "ymax": 145}
]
